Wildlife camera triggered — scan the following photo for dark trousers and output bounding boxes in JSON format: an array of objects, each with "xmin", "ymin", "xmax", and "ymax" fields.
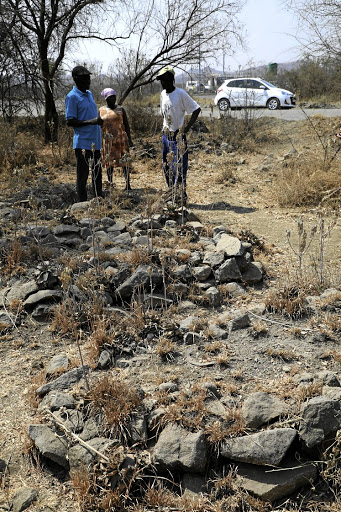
[{"xmin": 75, "ymin": 149, "xmax": 102, "ymax": 202}]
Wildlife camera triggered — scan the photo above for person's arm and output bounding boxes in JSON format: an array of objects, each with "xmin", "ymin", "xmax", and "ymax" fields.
[
  {"xmin": 183, "ymin": 107, "xmax": 201, "ymax": 134},
  {"xmin": 67, "ymin": 116, "xmax": 103, "ymax": 127},
  {"xmin": 122, "ymin": 108, "xmax": 133, "ymax": 146}
]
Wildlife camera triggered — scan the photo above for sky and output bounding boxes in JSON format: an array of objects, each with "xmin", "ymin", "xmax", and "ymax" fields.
[
  {"xmin": 71, "ymin": 0, "xmax": 301, "ymax": 73},
  {"xmin": 229, "ymin": 0, "xmax": 300, "ymax": 70}
]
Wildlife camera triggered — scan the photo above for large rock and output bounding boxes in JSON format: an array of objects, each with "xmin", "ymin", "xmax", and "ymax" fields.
[
  {"xmin": 215, "ymin": 234, "xmax": 244, "ymax": 257},
  {"xmin": 299, "ymin": 396, "xmax": 341, "ymax": 450},
  {"xmin": 153, "ymin": 424, "xmax": 207, "ymax": 474},
  {"xmin": 69, "ymin": 437, "xmax": 118, "ymax": 470},
  {"xmin": 36, "ymin": 366, "xmax": 90, "ymax": 397},
  {"xmin": 242, "ymin": 262, "xmax": 263, "ymax": 284},
  {"xmin": 221, "ymin": 428, "xmax": 297, "ymax": 466},
  {"xmin": 12, "ymin": 487, "xmax": 38, "ymax": 512},
  {"xmin": 116, "ymin": 264, "xmax": 162, "ymax": 299},
  {"xmin": 203, "ymin": 251, "xmax": 225, "ymax": 268},
  {"xmin": 28, "ymin": 424, "xmax": 68, "ymax": 469},
  {"xmin": 215, "ymin": 258, "xmax": 242, "ymax": 283},
  {"xmin": 237, "ymin": 460, "xmax": 317, "ymax": 502},
  {"xmin": 4, "ymin": 280, "xmax": 39, "ymax": 303},
  {"xmin": 68, "ymin": 437, "xmax": 118, "ymax": 470},
  {"xmin": 23, "ymin": 290, "xmax": 62, "ymax": 311},
  {"xmin": 242, "ymin": 392, "xmax": 289, "ymax": 429}
]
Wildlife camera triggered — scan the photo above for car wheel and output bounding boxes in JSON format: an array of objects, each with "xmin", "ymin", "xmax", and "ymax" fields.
[
  {"xmin": 218, "ymin": 98, "xmax": 230, "ymax": 111},
  {"xmin": 267, "ymin": 97, "xmax": 280, "ymax": 110}
]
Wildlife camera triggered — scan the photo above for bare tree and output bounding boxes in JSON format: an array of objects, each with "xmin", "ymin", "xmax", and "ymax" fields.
[
  {"xmin": 0, "ymin": 0, "xmax": 133, "ymax": 141},
  {"xmin": 287, "ymin": 0, "xmax": 341, "ymax": 58},
  {"xmin": 110, "ymin": 0, "xmax": 244, "ymax": 103}
]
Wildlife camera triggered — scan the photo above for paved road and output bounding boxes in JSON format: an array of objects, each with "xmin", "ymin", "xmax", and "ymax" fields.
[{"xmin": 201, "ymin": 105, "xmax": 341, "ymax": 121}]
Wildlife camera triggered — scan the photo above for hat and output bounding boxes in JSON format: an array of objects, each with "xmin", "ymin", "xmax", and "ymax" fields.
[
  {"xmin": 101, "ymin": 88, "xmax": 116, "ymax": 100},
  {"xmin": 156, "ymin": 66, "xmax": 175, "ymax": 80},
  {"xmin": 72, "ymin": 65, "xmax": 91, "ymax": 77}
]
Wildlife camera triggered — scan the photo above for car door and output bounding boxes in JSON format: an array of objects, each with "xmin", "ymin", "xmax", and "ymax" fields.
[
  {"xmin": 224, "ymin": 79, "xmax": 239, "ymax": 107},
  {"xmin": 230, "ymin": 79, "xmax": 245, "ymax": 107},
  {"xmin": 248, "ymin": 79, "xmax": 268, "ymax": 107}
]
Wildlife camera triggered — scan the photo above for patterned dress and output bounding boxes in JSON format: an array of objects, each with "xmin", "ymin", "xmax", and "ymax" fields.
[{"xmin": 99, "ymin": 105, "xmax": 129, "ymax": 170}]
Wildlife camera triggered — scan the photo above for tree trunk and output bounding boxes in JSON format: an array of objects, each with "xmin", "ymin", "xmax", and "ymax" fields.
[{"xmin": 44, "ymin": 78, "xmax": 59, "ymax": 143}]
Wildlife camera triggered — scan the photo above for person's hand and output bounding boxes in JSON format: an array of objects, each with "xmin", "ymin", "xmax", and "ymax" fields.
[
  {"xmin": 336, "ymin": 130, "xmax": 341, "ymax": 138},
  {"xmin": 96, "ymin": 116, "xmax": 104, "ymax": 126}
]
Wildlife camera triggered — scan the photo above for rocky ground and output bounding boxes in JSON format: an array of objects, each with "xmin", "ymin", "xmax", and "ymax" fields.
[{"xmin": 0, "ymin": 114, "xmax": 341, "ymax": 512}]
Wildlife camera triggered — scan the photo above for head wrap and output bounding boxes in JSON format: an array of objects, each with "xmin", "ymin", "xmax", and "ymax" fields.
[{"xmin": 101, "ymin": 88, "xmax": 116, "ymax": 100}]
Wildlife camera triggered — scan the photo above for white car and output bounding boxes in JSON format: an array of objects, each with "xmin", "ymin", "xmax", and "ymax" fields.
[{"xmin": 214, "ymin": 77, "xmax": 296, "ymax": 111}]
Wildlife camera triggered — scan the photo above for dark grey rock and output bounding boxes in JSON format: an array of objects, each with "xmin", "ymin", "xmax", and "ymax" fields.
[
  {"xmin": 38, "ymin": 391, "xmax": 77, "ymax": 412},
  {"xmin": 221, "ymin": 428, "xmax": 297, "ymax": 466},
  {"xmin": 27, "ymin": 225, "xmax": 51, "ymax": 238},
  {"xmin": 12, "ymin": 487, "xmax": 38, "ymax": 512},
  {"xmin": 242, "ymin": 392, "xmax": 289, "ymax": 429},
  {"xmin": 153, "ymin": 423, "xmax": 208, "ymax": 474},
  {"xmin": 203, "ymin": 251, "xmax": 225, "ymax": 268},
  {"xmin": 242, "ymin": 262, "xmax": 263, "ymax": 284},
  {"xmin": 215, "ymin": 258, "xmax": 242, "ymax": 283},
  {"xmin": 183, "ymin": 332, "xmax": 202, "ymax": 344},
  {"xmin": 4, "ymin": 280, "xmax": 39, "ymax": 303},
  {"xmin": 116, "ymin": 265, "xmax": 162, "ymax": 299},
  {"xmin": 204, "ymin": 286, "xmax": 222, "ymax": 307},
  {"xmin": 28, "ymin": 424, "xmax": 68, "ymax": 469},
  {"xmin": 46, "ymin": 354, "xmax": 70, "ymax": 377},
  {"xmin": 229, "ymin": 311, "xmax": 251, "ymax": 331},
  {"xmin": 237, "ymin": 460, "xmax": 317, "ymax": 503},
  {"xmin": 299, "ymin": 396, "xmax": 341, "ymax": 449},
  {"xmin": 54, "ymin": 224, "xmax": 80, "ymax": 236},
  {"xmin": 316, "ymin": 370, "xmax": 340, "ymax": 387},
  {"xmin": 23, "ymin": 290, "xmax": 62, "ymax": 311},
  {"xmin": 191, "ymin": 265, "xmax": 212, "ymax": 281},
  {"xmin": 53, "ymin": 409, "xmax": 84, "ymax": 433},
  {"xmin": 79, "ymin": 417, "xmax": 101, "ymax": 441},
  {"xmin": 36, "ymin": 366, "xmax": 90, "ymax": 397},
  {"xmin": 68, "ymin": 437, "xmax": 118, "ymax": 470},
  {"xmin": 181, "ymin": 473, "xmax": 207, "ymax": 495}
]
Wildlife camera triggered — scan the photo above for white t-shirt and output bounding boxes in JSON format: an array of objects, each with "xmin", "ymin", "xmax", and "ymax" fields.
[{"xmin": 160, "ymin": 87, "xmax": 200, "ymax": 132}]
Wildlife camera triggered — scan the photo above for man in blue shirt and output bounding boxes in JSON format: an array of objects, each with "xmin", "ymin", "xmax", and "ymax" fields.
[{"xmin": 65, "ymin": 65, "xmax": 103, "ymax": 202}]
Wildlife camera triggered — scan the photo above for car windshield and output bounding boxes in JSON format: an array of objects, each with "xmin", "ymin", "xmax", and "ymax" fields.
[{"xmin": 261, "ymin": 79, "xmax": 276, "ymax": 88}]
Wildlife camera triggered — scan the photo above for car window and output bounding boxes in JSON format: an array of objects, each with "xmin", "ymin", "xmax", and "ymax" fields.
[
  {"xmin": 261, "ymin": 79, "xmax": 276, "ymax": 88},
  {"xmin": 246, "ymin": 79, "xmax": 263, "ymax": 89},
  {"xmin": 235, "ymin": 80, "xmax": 245, "ymax": 88},
  {"xmin": 227, "ymin": 80, "xmax": 237, "ymax": 87}
]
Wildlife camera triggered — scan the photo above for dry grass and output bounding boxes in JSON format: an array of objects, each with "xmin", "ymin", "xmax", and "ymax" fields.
[
  {"xmin": 266, "ymin": 347, "xmax": 299, "ymax": 362},
  {"xmin": 155, "ymin": 337, "xmax": 177, "ymax": 361},
  {"xmin": 88, "ymin": 374, "xmax": 142, "ymax": 436},
  {"xmin": 265, "ymin": 280, "xmax": 309, "ymax": 319}
]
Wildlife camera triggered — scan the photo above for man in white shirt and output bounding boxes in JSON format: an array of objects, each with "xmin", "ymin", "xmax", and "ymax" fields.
[{"xmin": 157, "ymin": 66, "xmax": 201, "ymax": 204}]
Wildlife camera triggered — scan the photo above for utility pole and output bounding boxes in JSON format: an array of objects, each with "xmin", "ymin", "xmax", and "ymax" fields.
[{"xmin": 198, "ymin": 33, "xmax": 203, "ymax": 93}]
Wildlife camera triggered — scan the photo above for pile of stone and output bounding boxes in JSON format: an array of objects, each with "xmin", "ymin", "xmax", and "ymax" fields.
[
  {"xmin": 25, "ymin": 355, "xmax": 341, "ymax": 504},
  {"xmin": 0, "ymin": 199, "xmax": 264, "ymax": 326}
]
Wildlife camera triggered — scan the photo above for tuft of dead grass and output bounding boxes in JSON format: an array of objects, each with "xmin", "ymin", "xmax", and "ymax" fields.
[{"xmin": 88, "ymin": 374, "xmax": 142, "ymax": 436}]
